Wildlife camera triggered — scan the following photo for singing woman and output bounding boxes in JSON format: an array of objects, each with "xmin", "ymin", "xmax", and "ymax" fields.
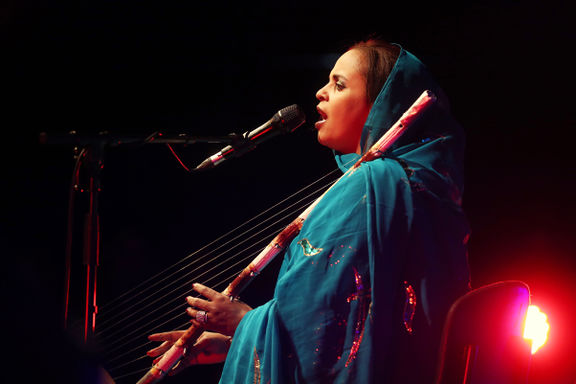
[{"xmin": 147, "ymin": 38, "xmax": 470, "ymax": 383}]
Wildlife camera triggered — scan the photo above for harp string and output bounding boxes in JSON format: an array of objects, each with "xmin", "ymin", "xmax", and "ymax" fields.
[
  {"xmin": 108, "ymin": 351, "xmax": 152, "ymax": 372},
  {"xmin": 111, "ymin": 366, "xmax": 151, "ymax": 382}
]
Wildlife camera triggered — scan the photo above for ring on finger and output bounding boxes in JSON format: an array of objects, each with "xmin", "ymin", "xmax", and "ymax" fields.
[{"xmin": 196, "ymin": 310, "xmax": 208, "ymax": 324}]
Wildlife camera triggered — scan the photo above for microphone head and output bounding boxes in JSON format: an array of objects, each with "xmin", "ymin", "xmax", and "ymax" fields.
[{"xmin": 276, "ymin": 104, "xmax": 306, "ymax": 133}]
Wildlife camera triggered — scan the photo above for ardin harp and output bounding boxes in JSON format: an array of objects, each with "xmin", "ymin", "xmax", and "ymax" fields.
[{"xmin": 84, "ymin": 90, "xmax": 436, "ymax": 383}]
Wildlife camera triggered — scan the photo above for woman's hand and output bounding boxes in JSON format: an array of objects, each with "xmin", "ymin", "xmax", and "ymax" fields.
[
  {"xmin": 186, "ymin": 283, "xmax": 252, "ymax": 337},
  {"xmin": 147, "ymin": 330, "xmax": 186, "ymax": 362},
  {"xmin": 147, "ymin": 331, "xmax": 232, "ymax": 374}
]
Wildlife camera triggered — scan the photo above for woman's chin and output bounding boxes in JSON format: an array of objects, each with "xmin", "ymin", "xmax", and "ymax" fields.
[{"xmin": 316, "ymin": 132, "xmax": 330, "ymax": 148}]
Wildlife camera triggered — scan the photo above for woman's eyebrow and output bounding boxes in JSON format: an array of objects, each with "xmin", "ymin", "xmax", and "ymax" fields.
[{"xmin": 331, "ymin": 73, "xmax": 348, "ymax": 82}]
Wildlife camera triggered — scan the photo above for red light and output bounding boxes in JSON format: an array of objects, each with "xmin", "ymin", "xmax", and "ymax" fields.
[{"xmin": 523, "ymin": 305, "xmax": 550, "ymax": 354}]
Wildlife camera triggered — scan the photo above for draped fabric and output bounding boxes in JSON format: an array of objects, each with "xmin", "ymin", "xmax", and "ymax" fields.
[{"xmin": 219, "ymin": 47, "xmax": 470, "ymax": 383}]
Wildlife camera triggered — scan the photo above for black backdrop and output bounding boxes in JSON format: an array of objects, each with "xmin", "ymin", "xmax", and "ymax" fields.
[{"xmin": 2, "ymin": 1, "xmax": 575, "ymax": 383}]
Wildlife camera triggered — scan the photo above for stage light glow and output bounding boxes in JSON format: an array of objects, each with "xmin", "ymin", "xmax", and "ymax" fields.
[{"xmin": 523, "ymin": 305, "xmax": 550, "ymax": 354}]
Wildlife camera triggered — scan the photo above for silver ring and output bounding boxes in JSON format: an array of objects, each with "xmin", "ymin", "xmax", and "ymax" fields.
[{"xmin": 196, "ymin": 310, "xmax": 208, "ymax": 324}]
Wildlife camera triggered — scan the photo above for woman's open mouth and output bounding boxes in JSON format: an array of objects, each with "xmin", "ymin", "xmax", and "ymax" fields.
[{"xmin": 315, "ymin": 107, "xmax": 327, "ymax": 129}]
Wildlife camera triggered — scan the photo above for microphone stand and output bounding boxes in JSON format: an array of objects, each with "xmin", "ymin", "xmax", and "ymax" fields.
[
  {"xmin": 42, "ymin": 130, "xmax": 234, "ymax": 342},
  {"xmin": 82, "ymin": 141, "xmax": 104, "ymax": 342}
]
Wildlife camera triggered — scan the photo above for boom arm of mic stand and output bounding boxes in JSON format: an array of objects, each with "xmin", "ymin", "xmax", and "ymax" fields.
[{"xmin": 39, "ymin": 131, "xmax": 239, "ymax": 147}]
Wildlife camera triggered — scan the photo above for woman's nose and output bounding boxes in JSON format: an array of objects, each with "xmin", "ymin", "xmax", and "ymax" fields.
[{"xmin": 316, "ymin": 84, "xmax": 328, "ymax": 101}]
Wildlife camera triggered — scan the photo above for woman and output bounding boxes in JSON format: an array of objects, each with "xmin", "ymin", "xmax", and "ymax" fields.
[{"xmin": 148, "ymin": 39, "xmax": 470, "ymax": 383}]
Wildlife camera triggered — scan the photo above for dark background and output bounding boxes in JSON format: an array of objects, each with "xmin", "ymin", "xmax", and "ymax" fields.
[{"xmin": 2, "ymin": 1, "xmax": 575, "ymax": 383}]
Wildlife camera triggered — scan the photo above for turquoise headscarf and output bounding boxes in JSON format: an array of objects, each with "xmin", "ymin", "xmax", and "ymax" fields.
[{"xmin": 220, "ymin": 47, "xmax": 470, "ymax": 383}]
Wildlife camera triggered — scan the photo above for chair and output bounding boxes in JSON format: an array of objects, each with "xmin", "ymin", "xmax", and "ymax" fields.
[{"xmin": 435, "ymin": 280, "xmax": 532, "ymax": 384}]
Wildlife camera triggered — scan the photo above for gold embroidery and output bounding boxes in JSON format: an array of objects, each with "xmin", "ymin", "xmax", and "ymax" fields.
[
  {"xmin": 253, "ymin": 347, "xmax": 261, "ymax": 384},
  {"xmin": 297, "ymin": 238, "xmax": 323, "ymax": 256}
]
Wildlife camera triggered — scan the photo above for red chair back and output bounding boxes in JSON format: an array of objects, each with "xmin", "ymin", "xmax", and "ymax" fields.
[{"xmin": 435, "ymin": 281, "xmax": 532, "ymax": 384}]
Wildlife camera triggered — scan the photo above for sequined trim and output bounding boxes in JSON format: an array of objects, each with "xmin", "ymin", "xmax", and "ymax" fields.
[
  {"xmin": 345, "ymin": 268, "xmax": 371, "ymax": 367},
  {"xmin": 297, "ymin": 238, "xmax": 323, "ymax": 256},
  {"xmin": 253, "ymin": 347, "xmax": 261, "ymax": 384},
  {"xmin": 409, "ymin": 180, "xmax": 428, "ymax": 192},
  {"xmin": 403, "ymin": 281, "xmax": 417, "ymax": 334}
]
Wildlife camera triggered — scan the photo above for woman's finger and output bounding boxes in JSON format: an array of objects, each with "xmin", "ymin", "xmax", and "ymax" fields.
[
  {"xmin": 186, "ymin": 295, "xmax": 211, "ymax": 310},
  {"xmin": 146, "ymin": 341, "xmax": 170, "ymax": 357},
  {"xmin": 148, "ymin": 331, "xmax": 182, "ymax": 342},
  {"xmin": 186, "ymin": 307, "xmax": 198, "ymax": 319},
  {"xmin": 192, "ymin": 283, "xmax": 221, "ymax": 300}
]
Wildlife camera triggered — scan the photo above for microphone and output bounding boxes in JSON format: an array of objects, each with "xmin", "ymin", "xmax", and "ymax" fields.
[{"xmin": 194, "ymin": 104, "xmax": 306, "ymax": 171}]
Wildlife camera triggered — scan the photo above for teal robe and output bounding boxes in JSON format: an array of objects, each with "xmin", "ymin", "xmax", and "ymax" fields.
[{"xmin": 219, "ymin": 47, "xmax": 470, "ymax": 383}]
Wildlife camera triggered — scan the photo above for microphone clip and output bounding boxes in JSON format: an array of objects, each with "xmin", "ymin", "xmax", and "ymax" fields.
[{"xmin": 227, "ymin": 132, "xmax": 258, "ymax": 157}]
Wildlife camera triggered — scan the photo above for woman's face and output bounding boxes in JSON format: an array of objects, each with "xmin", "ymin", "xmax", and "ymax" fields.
[{"xmin": 315, "ymin": 49, "xmax": 372, "ymax": 154}]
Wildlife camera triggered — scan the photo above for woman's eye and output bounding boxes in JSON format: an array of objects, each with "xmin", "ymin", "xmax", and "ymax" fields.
[{"xmin": 335, "ymin": 82, "xmax": 345, "ymax": 91}]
